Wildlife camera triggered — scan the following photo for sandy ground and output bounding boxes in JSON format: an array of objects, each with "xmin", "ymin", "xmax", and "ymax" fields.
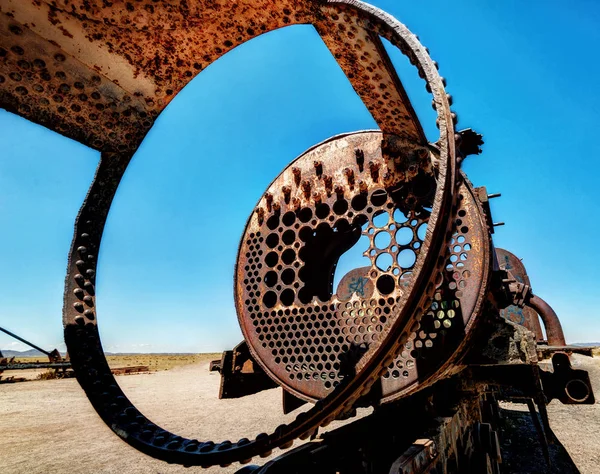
[
  {"xmin": 1, "ymin": 354, "xmax": 218, "ymax": 382},
  {"xmin": 1, "ymin": 355, "xmax": 599, "ymax": 474}
]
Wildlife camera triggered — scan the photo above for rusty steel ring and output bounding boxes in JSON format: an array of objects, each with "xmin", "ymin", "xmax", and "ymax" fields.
[
  {"xmin": 236, "ymin": 131, "xmax": 490, "ymax": 404},
  {"xmin": 61, "ymin": 0, "xmax": 458, "ymax": 467}
]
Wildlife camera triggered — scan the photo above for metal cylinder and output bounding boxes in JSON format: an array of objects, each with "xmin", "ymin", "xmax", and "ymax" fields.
[{"xmin": 526, "ymin": 295, "xmax": 566, "ymax": 346}]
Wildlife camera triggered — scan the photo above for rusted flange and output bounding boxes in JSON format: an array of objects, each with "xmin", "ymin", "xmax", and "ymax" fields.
[{"xmin": 236, "ymin": 132, "xmax": 490, "ymax": 404}]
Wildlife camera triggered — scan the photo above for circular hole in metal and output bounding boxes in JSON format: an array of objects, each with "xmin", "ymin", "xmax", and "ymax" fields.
[
  {"xmin": 375, "ymin": 253, "xmax": 393, "ymax": 272},
  {"xmin": 280, "ymin": 289, "xmax": 295, "ymax": 306},
  {"xmin": 267, "ymin": 214, "xmax": 279, "ymax": 230},
  {"xmin": 282, "ymin": 249, "xmax": 296, "ymax": 265},
  {"xmin": 565, "ymin": 379, "xmax": 590, "ymax": 403},
  {"xmin": 281, "ymin": 268, "xmax": 295, "ymax": 285},
  {"xmin": 351, "ymin": 194, "xmax": 367, "ymax": 211},
  {"xmin": 398, "ymin": 249, "xmax": 417, "ymax": 268},
  {"xmin": 395, "ymin": 227, "xmax": 413, "ymax": 245},
  {"xmin": 282, "ymin": 211, "xmax": 296, "ymax": 226},
  {"xmin": 333, "ymin": 199, "xmax": 348, "ymax": 215},
  {"xmin": 263, "ymin": 291, "xmax": 277, "ymax": 308},
  {"xmin": 265, "ymin": 252, "xmax": 279, "ymax": 267},
  {"xmin": 316, "ymin": 203, "xmax": 330, "ymax": 219},
  {"xmin": 297, "ymin": 207, "xmax": 313, "ymax": 223},
  {"xmin": 266, "ymin": 233, "xmax": 279, "ymax": 249},
  {"xmin": 374, "ymin": 231, "xmax": 391, "ymax": 249},
  {"xmin": 282, "ymin": 229, "xmax": 295, "ymax": 245},
  {"xmin": 264, "ymin": 271, "xmax": 277, "ymax": 287},
  {"xmin": 370, "ymin": 189, "xmax": 387, "ymax": 206}
]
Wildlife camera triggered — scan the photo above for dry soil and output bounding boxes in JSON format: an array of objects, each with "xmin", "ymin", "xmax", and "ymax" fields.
[{"xmin": 1, "ymin": 354, "xmax": 599, "ymax": 473}]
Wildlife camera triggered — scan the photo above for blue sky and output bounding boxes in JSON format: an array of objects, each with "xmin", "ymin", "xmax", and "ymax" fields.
[{"xmin": 1, "ymin": 0, "xmax": 599, "ymax": 353}]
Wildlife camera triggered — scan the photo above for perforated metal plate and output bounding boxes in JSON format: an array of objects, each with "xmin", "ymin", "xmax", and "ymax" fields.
[{"xmin": 236, "ymin": 131, "xmax": 489, "ymax": 402}]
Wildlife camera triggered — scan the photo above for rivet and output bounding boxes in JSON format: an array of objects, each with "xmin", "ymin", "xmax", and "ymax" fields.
[
  {"xmin": 323, "ymin": 175, "xmax": 333, "ymax": 196},
  {"xmin": 313, "ymin": 161, "xmax": 323, "ymax": 177},
  {"xmin": 358, "ymin": 181, "xmax": 368, "ymax": 195},
  {"xmin": 369, "ymin": 161, "xmax": 380, "ymax": 181},
  {"xmin": 256, "ymin": 207, "xmax": 265, "ymax": 225},
  {"xmin": 344, "ymin": 168, "xmax": 355, "ymax": 188},
  {"xmin": 301, "ymin": 180, "xmax": 311, "ymax": 199},
  {"xmin": 355, "ymin": 149, "xmax": 365, "ymax": 171},
  {"xmin": 292, "ymin": 167, "xmax": 301, "ymax": 186},
  {"xmin": 73, "ymin": 302, "xmax": 84, "ymax": 313},
  {"xmin": 282, "ymin": 186, "xmax": 291, "ymax": 204},
  {"xmin": 265, "ymin": 193, "xmax": 273, "ymax": 212}
]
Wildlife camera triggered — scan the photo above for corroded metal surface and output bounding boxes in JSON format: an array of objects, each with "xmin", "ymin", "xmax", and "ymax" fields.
[
  {"xmin": 495, "ymin": 248, "xmax": 544, "ymax": 341},
  {"xmin": 236, "ymin": 131, "xmax": 490, "ymax": 403},
  {"xmin": 54, "ymin": 0, "xmax": 459, "ymax": 466},
  {"xmin": 315, "ymin": 7, "xmax": 426, "ymax": 141},
  {"xmin": 0, "ymin": 0, "xmax": 430, "ymax": 152},
  {"xmin": 527, "ymin": 294, "xmax": 567, "ymax": 347},
  {"xmin": 2, "ymin": 0, "xmax": 593, "ymax": 470}
]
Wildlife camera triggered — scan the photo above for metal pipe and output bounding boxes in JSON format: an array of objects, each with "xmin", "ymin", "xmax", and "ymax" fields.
[
  {"xmin": 526, "ymin": 295, "xmax": 567, "ymax": 346},
  {"xmin": 0, "ymin": 326, "xmax": 52, "ymax": 356}
]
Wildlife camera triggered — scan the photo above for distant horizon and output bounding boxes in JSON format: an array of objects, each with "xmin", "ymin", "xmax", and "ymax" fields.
[{"xmin": 4, "ymin": 342, "xmax": 600, "ymax": 357}]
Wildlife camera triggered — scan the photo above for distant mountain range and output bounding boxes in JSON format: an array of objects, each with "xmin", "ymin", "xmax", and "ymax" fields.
[
  {"xmin": 1, "ymin": 349, "xmax": 56, "ymax": 358},
  {"xmin": 1, "ymin": 349, "xmax": 203, "ymax": 357},
  {"xmin": 4, "ymin": 344, "xmax": 597, "ymax": 359}
]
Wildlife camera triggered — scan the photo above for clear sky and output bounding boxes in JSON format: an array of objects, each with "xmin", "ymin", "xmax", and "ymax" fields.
[{"xmin": 1, "ymin": 0, "xmax": 599, "ymax": 354}]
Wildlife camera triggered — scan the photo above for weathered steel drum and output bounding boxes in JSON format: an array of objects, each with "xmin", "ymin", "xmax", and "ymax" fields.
[{"xmin": 236, "ymin": 131, "xmax": 491, "ymax": 404}]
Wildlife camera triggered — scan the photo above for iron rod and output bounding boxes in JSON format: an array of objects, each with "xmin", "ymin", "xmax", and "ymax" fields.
[{"xmin": 0, "ymin": 326, "xmax": 52, "ymax": 356}]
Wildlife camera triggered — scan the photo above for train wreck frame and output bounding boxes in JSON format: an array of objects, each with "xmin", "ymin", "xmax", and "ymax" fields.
[{"xmin": 0, "ymin": 1, "xmax": 596, "ymax": 473}]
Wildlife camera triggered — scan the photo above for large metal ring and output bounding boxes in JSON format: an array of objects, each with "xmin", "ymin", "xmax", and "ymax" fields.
[{"xmin": 61, "ymin": 0, "xmax": 458, "ymax": 466}]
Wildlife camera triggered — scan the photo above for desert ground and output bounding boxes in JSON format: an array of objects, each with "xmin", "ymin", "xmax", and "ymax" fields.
[{"xmin": 1, "ymin": 353, "xmax": 599, "ymax": 474}]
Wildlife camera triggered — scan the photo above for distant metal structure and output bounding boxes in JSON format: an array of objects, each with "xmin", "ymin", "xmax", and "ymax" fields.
[
  {"xmin": 0, "ymin": 1, "xmax": 595, "ymax": 472},
  {"xmin": 0, "ymin": 326, "xmax": 70, "ymax": 381}
]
